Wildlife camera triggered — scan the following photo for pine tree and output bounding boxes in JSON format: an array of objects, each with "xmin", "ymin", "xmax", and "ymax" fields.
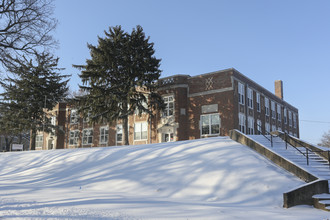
[
  {"xmin": 0, "ymin": 52, "xmax": 69, "ymax": 150},
  {"xmin": 74, "ymin": 25, "xmax": 164, "ymax": 145}
]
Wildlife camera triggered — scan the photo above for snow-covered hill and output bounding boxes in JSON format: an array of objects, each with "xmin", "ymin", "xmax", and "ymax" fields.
[{"xmin": 0, "ymin": 136, "xmax": 329, "ymax": 219}]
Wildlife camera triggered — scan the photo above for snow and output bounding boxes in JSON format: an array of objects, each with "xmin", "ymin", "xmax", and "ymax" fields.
[{"xmin": 0, "ymin": 136, "xmax": 330, "ymax": 219}]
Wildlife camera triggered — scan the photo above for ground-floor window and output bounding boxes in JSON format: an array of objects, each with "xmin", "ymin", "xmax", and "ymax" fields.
[
  {"xmin": 201, "ymin": 114, "xmax": 220, "ymax": 136},
  {"xmin": 247, "ymin": 117, "xmax": 254, "ymax": 135},
  {"xmin": 83, "ymin": 128, "xmax": 93, "ymax": 145},
  {"xmin": 36, "ymin": 135, "xmax": 43, "ymax": 148},
  {"xmin": 100, "ymin": 126, "xmax": 109, "ymax": 144},
  {"xmin": 239, "ymin": 113, "xmax": 246, "ymax": 133},
  {"xmin": 271, "ymin": 124, "xmax": 276, "ymax": 132},
  {"xmin": 134, "ymin": 122, "xmax": 148, "ymax": 140},
  {"xmin": 69, "ymin": 130, "xmax": 79, "ymax": 145},
  {"xmin": 116, "ymin": 124, "xmax": 123, "ymax": 143},
  {"xmin": 257, "ymin": 119, "xmax": 262, "ymax": 134},
  {"xmin": 163, "ymin": 133, "xmax": 174, "ymax": 142},
  {"xmin": 265, "ymin": 123, "xmax": 270, "ymax": 133}
]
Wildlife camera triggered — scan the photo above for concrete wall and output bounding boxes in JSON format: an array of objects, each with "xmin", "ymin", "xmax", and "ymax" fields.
[{"xmin": 283, "ymin": 179, "xmax": 329, "ymax": 208}]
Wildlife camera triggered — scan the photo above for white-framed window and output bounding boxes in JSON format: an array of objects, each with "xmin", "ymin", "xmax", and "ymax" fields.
[
  {"xmin": 36, "ymin": 135, "xmax": 43, "ymax": 148},
  {"xmin": 83, "ymin": 111, "xmax": 91, "ymax": 123},
  {"xmin": 289, "ymin": 111, "xmax": 292, "ymax": 127},
  {"xmin": 293, "ymin": 113, "xmax": 297, "ymax": 128},
  {"xmin": 201, "ymin": 114, "xmax": 220, "ymax": 136},
  {"xmin": 163, "ymin": 133, "xmax": 174, "ymax": 142},
  {"xmin": 162, "ymin": 96, "xmax": 174, "ymax": 117},
  {"xmin": 238, "ymin": 82, "xmax": 245, "ymax": 105},
  {"xmin": 277, "ymin": 105, "xmax": 281, "ymax": 122},
  {"xmin": 265, "ymin": 98, "xmax": 270, "ymax": 116},
  {"xmin": 247, "ymin": 87, "xmax": 253, "ymax": 109},
  {"xmin": 69, "ymin": 130, "xmax": 79, "ymax": 145},
  {"xmin": 116, "ymin": 124, "xmax": 123, "ymax": 143},
  {"xmin": 50, "ymin": 116, "xmax": 56, "ymax": 135},
  {"xmin": 271, "ymin": 101, "xmax": 275, "ymax": 119},
  {"xmin": 70, "ymin": 109, "xmax": 79, "ymax": 124},
  {"xmin": 134, "ymin": 122, "xmax": 148, "ymax": 140},
  {"xmin": 256, "ymin": 93, "xmax": 261, "ymax": 112},
  {"xmin": 100, "ymin": 126, "xmax": 109, "ymax": 144},
  {"xmin": 284, "ymin": 108, "xmax": 287, "ymax": 124},
  {"xmin": 82, "ymin": 128, "xmax": 93, "ymax": 145},
  {"xmin": 257, "ymin": 119, "xmax": 262, "ymax": 134},
  {"xmin": 272, "ymin": 124, "xmax": 276, "ymax": 132},
  {"xmin": 265, "ymin": 122, "xmax": 270, "ymax": 133},
  {"xmin": 247, "ymin": 117, "xmax": 254, "ymax": 135},
  {"xmin": 239, "ymin": 113, "xmax": 246, "ymax": 133}
]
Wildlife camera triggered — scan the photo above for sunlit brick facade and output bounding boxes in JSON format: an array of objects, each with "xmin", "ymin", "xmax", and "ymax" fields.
[{"xmin": 35, "ymin": 68, "xmax": 299, "ymax": 150}]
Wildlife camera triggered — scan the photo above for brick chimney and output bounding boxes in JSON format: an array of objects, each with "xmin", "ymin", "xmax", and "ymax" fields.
[{"xmin": 275, "ymin": 80, "xmax": 283, "ymax": 100}]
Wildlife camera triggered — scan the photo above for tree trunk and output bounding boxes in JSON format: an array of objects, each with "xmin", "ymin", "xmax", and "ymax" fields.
[
  {"xmin": 30, "ymin": 128, "xmax": 36, "ymax": 150},
  {"xmin": 122, "ymin": 115, "xmax": 129, "ymax": 145}
]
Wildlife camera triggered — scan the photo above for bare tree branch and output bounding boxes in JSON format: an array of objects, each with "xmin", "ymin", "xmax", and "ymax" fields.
[{"xmin": 0, "ymin": 0, "xmax": 57, "ymax": 68}]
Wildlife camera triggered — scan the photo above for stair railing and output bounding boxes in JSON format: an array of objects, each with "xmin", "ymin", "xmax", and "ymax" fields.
[
  {"xmin": 256, "ymin": 124, "xmax": 273, "ymax": 147},
  {"xmin": 283, "ymin": 132, "xmax": 330, "ymax": 168}
]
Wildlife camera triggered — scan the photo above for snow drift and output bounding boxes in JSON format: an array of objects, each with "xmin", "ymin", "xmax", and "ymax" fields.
[{"xmin": 0, "ymin": 136, "xmax": 329, "ymax": 219}]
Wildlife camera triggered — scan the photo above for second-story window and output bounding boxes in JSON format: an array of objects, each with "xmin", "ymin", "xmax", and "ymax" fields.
[
  {"xmin": 70, "ymin": 109, "xmax": 79, "ymax": 124},
  {"xmin": 265, "ymin": 98, "xmax": 270, "ymax": 116},
  {"xmin": 277, "ymin": 105, "xmax": 281, "ymax": 121},
  {"xmin": 289, "ymin": 111, "xmax": 292, "ymax": 127},
  {"xmin": 238, "ymin": 82, "xmax": 245, "ymax": 105},
  {"xmin": 284, "ymin": 108, "xmax": 287, "ymax": 124},
  {"xmin": 271, "ymin": 101, "xmax": 275, "ymax": 119},
  {"xmin": 239, "ymin": 113, "xmax": 246, "ymax": 133},
  {"xmin": 247, "ymin": 88, "xmax": 253, "ymax": 109},
  {"xmin": 163, "ymin": 96, "xmax": 174, "ymax": 117},
  {"xmin": 256, "ymin": 93, "xmax": 260, "ymax": 112},
  {"xmin": 293, "ymin": 113, "xmax": 297, "ymax": 128}
]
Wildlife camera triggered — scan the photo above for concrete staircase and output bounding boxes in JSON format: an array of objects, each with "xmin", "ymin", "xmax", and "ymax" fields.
[{"xmin": 247, "ymin": 134, "xmax": 330, "ymax": 211}]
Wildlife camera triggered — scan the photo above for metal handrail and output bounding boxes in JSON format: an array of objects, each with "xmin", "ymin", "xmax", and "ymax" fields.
[
  {"xmin": 256, "ymin": 124, "xmax": 273, "ymax": 147},
  {"xmin": 284, "ymin": 132, "xmax": 330, "ymax": 167}
]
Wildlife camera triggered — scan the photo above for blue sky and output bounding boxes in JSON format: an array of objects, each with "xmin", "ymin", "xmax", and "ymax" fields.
[{"xmin": 54, "ymin": 0, "xmax": 330, "ymax": 145}]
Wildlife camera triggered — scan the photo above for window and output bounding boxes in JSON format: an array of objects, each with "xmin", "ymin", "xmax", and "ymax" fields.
[
  {"xmin": 36, "ymin": 135, "xmax": 43, "ymax": 148},
  {"xmin": 134, "ymin": 122, "xmax": 148, "ymax": 140},
  {"xmin": 116, "ymin": 124, "xmax": 123, "ymax": 143},
  {"xmin": 257, "ymin": 119, "xmax": 262, "ymax": 134},
  {"xmin": 83, "ymin": 128, "xmax": 93, "ymax": 145},
  {"xmin": 265, "ymin": 98, "xmax": 269, "ymax": 116},
  {"xmin": 69, "ymin": 130, "xmax": 79, "ymax": 145},
  {"xmin": 277, "ymin": 105, "xmax": 281, "ymax": 121},
  {"xmin": 70, "ymin": 109, "xmax": 79, "ymax": 124},
  {"xmin": 163, "ymin": 133, "xmax": 174, "ymax": 142},
  {"xmin": 50, "ymin": 116, "xmax": 56, "ymax": 135},
  {"xmin": 163, "ymin": 96, "xmax": 174, "ymax": 117},
  {"xmin": 247, "ymin": 117, "xmax": 254, "ymax": 135},
  {"xmin": 256, "ymin": 93, "xmax": 261, "ymax": 112},
  {"xmin": 247, "ymin": 87, "xmax": 253, "ymax": 109},
  {"xmin": 238, "ymin": 82, "xmax": 245, "ymax": 105},
  {"xmin": 201, "ymin": 114, "xmax": 220, "ymax": 136},
  {"xmin": 272, "ymin": 124, "xmax": 276, "ymax": 132},
  {"xmin": 289, "ymin": 111, "xmax": 292, "ymax": 127},
  {"xmin": 83, "ymin": 111, "xmax": 91, "ymax": 123},
  {"xmin": 293, "ymin": 113, "xmax": 297, "ymax": 128},
  {"xmin": 271, "ymin": 101, "xmax": 275, "ymax": 119},
  {"xmin": 135, "ymin": 96, "xmax": 148, "ymax": 115},
  {"xmin": 265, "ymin": 123, "xmax": 270, "ymax": 133},
  {"xmin": 100, "ymin": 126, "xmax": 109, "ymax": 144},
  {"xmin": 284, "ymin": 108, "xmax": 287, "ymax": 124},
  {"xmin": 239, "ymin": 113, "xmax": 246, "ymax": 133}
]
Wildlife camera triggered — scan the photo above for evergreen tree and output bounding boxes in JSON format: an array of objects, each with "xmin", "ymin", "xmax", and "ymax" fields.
[
  {"xmin": 74, "ymin": 25, "xmax": 164, "ymax": 145},
  {"xmin": 0, "ymin": 52, "xmax": 69, "ymax": 150}
]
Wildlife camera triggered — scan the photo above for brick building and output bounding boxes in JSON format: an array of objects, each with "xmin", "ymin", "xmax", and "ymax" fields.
[{"xmin": 34, "ymin": 68, "xmax": 299, "ymax": 150}]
